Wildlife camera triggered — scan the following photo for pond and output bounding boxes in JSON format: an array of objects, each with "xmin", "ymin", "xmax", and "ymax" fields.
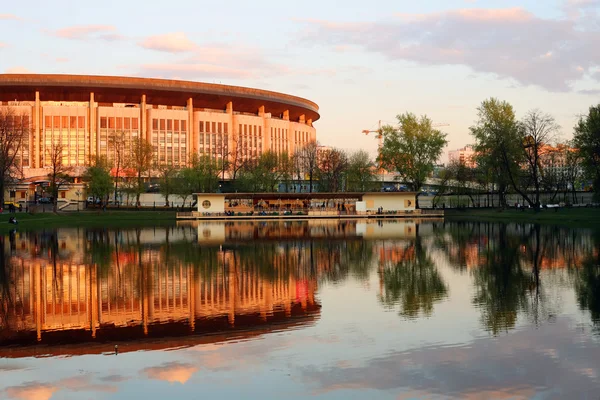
[{"xmin": 0, "ymin": 219, "xmax": 598, "ymax": 399}]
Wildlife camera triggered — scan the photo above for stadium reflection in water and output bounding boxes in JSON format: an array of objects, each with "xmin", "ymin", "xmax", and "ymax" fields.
[{"xmin": 1, "ymin": 219, "xmax": 600, "ymax": 399}]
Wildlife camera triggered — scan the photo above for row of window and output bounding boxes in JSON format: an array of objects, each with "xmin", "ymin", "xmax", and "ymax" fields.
[
  {"xmin": 152, "ymin": 119, "xmax": 187, "ymax": 132},
  {"xmin": 99, "ymin": 117, "xmax": 140, "ymax": 130},
  {"xmin": 45, "ymin": 116, "xmax": 85, "ymax": 130},
  {"xmin": 200, "ymin": 121, "xmax": 228, "ymax": 134}
]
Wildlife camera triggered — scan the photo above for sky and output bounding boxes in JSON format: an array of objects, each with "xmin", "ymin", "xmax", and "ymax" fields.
[{"xmin": 1, "ymin": 0, "xmax": 599, "ymax": 162}]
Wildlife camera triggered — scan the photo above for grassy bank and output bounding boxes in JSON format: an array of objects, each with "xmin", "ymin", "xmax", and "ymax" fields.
[
  {"xmin": 445, "ymin": 207, "xmax": 600, "ymax": 227},
  {"xmin": 0, "ymin": 210, "xmax": 177, "ymax": 233}
]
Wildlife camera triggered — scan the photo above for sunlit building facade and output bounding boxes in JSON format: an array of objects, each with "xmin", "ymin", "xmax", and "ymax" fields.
[{"xmin": 0, "ymin": 74, "xmax": 319, "ymax": 179}]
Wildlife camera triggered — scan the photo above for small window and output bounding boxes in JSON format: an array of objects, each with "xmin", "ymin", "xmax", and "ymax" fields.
[
  {"xmin": 61, "ymin": 192, "xmax": 66, "ymax": 199},
  {"xmin": 78, "ymin": 116, "xmax": 85, "ymax": 129},
  {"xmin": 159, "ymin": 119, "xmax": 165, "ymax": 130},
  {"xmin": 132, "ymin": 118, "xmax": 139, "ymax": 129},
  {"xmin": 199, "ymin": 121, "xmax": 204, "ymax": 133},
  {"xmin": 100, "ymin": 117, "xmax": 107, "ymax": 129}
]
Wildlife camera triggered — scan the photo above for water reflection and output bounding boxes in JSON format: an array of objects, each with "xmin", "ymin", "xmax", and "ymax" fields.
[
  {"xmin": 378, "ymin": 227, "xmax": 448, "ymax": 318},
  {"xmin": 1, "ymin": 219, "xmax": 600, "ymax": 399},
  {"xmin": 434, "ymin": 221, "xmax": 598, "ymax": 334}
]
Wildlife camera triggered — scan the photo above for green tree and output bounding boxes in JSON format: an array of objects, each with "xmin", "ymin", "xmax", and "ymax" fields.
[
  {"xmin": 83, "ymin": 156, "xmax": 113, "ymax": 207},
  {"xmin": 572, "ymin": 104, "xmax": 600, "ymax": 200},
  {"xmin": 378, "ymin": 232, "xmax": 448, "ymax": 318},
  {"xmin": 346, "ymin": 149, "xmax": 376, "ymax": 191},
  {"xmin": 128, "ymin": 137, "xmax": 154, "ymax": 207},
  {"xmin": 179, "ymin": 153, "xmax": 222, "ymax": 194},
  {"xmin": 379, "ymin": 113, "xmax": 447, "ymax": 207},
  {"xmin": 470, "ymin": 98, "xmax": 522, "ymax": 208}
]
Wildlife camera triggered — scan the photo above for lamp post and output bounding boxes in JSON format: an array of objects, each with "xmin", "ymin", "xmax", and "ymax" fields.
[{"xmin": 75, "ymin": 190, "xmax": 81, "ymax": 212}]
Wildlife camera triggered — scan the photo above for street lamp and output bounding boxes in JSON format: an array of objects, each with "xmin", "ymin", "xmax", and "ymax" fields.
[{"xmin": 75, "ymin": 190, "xmax": 81, "ymax": 212}]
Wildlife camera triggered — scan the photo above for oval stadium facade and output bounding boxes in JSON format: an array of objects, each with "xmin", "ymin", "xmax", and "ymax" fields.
[{"xmin": 0, "ymin": 74, "xmax": 319, "ymax": 179}]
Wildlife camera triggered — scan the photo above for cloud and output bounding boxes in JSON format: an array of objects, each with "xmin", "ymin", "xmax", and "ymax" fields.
[
  {"xmin": 0, "ymin": 14, "xmax": 21, "ymax": 21},
  {"xmin": 139, "ymin": 32, "xmax": 197, "ymax": 53},
  {"xmin": 52, "ymin": 25, "xmax": 123, "ymax": 41},
  {"xmin": 4, "ymin": 382, "xmax": 58, "ymax": 400},
  {"xmin": 5, "ymin": 67, "xmax": 31, "ymax": 74},
  {"xmin": 143, "ymin": 362, "xmax": 198, "ymax": 384},
  {"xmin": 578, "ymin": 89, "xmax": 600, "ymax": 95},
  {"xmin": 0, "ymin": 42, "xmax": 6, "ymax": 48},
  {"xmin": 300, "ymin": 6, "xmax": 600, "ymax": 92},
  {"xmin": 301, "ymin": 317, "xmax": 600, "ymax": 398}
]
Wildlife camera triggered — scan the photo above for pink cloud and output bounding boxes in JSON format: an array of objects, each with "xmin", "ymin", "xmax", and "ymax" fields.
[
  {"xmin": 0, "ymin": 42, "xmax": 6, "ymax": 48},
  {"xmin": 5, "ymin": 67, "xmax": 31, "ymax": 74},
  {"xmin": 4, "ymin": 382, "xmax": 58, "ymax": 400},
  {"xmin": 301, "ymin": 7, "xmax": 600, "ymax": 92},
  {"xmin": 55, "ymin": 57, "xmax": 69, "ymax": 63},
  {"xmin": 139, "ymin": 32, "xmax": 196, "ymax": 53},
  {"xmin": 0, "ymin": 14, "xmax": 21, "ymax": 21},
  {"xmin": 143, "ymin": 362, "xmax": 198, "ymax": 384},
  {"xmin": 52, "ymin": 25, "xmax": 123, "ymax": 41}
]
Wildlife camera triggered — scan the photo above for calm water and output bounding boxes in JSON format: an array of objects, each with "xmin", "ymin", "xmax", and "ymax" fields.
[{"xmin": 0, "ymin": 219, "xmax": 599, "ymax": 399}]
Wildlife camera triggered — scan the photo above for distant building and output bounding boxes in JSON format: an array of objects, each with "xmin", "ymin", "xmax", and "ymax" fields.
[{"xmin": 448, "ymin": 145, "xmax": 476, "ymax": 168}]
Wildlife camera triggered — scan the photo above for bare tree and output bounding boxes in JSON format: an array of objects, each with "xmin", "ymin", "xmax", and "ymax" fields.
[
  {"xmin": 520, "ymin": 109, "xmax": 560, "ymax": 208},
  {"xmin": 46, "ymin": 143, "xmax": 72, "ymax": 212},
  {"xmin": 128, "ymin": 137, "xmax": 154, "ymax": 207},
  {"xmin": 228, "ymin": 133, "xmax": 246, "ymax": 182},
  {"xmin": 317, "ymin": 147, "xmax": 349, "ymax": 192},
  {"xmin": 108, "ymin": 132, "xmax": 127, "ymax": 204},
  {"xmin": 298, "ymin": 142, "xmax": 319, "ymax": 193},
  {"xmin": 0, "ymin": 108, "xmax": 29, "ymax": 205}
]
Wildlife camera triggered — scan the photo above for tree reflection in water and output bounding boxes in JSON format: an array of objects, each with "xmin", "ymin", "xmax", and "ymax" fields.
[
  {"xmin": 378, "ymin": 226, "xmax": 448, "ymax": 319},
  {"xmin": 435, "ymin": 221, "xmax": 598, "ymax": 335}
]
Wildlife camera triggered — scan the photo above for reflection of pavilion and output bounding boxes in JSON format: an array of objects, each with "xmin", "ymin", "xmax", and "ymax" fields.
[
  {"xmin": 192, "ymin": 219, "xmax": 426, "ymax": 244},
  {"xmin": 0, "ymin": 256, "xmax": 319, "ymax": 357}
]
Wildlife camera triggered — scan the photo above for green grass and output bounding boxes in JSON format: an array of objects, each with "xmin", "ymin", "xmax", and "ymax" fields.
[
  {"xmin": 445, "ymin": 207, "xmax": 600, "ymax": 228},
  {"xmin": 0, "ymin": 210, "xmax": 177, "ymax": 232}
]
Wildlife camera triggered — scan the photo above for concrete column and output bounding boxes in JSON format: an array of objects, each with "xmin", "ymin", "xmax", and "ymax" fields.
[
  {"xmin": 34, "ymin": 91, "xmax": 40, "ymax": 168},
  {"xmin": 307, "ymin": 118, "xmax": 312, "ymax": 127},
  {"xmin": 226, "ymin": 102, "xmax": 234, "ymax": 161},
  {"xmin": 141, "ymin": 94, "xmax": 147, "ymax": 142},
  {"xmin": 187, "ymin": 97, "xmax": 194, "ymax": 156},
  {"xmin": 89, "ymin": 92, "xmax": 96, "ymax": 158},
  {"xmin": 283, "ymin": 110, "xmax": 289, "ymax": 121},
  {"xmin": 258, "ymin": 105, "xmax": 265, "ymax": 117},
  {"xmin": 299, "ymin": 114, "xmax": 305, "ymax": 124}
]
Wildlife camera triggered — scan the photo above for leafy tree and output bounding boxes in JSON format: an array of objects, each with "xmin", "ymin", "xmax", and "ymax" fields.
[
  {"xmin": 0, "ymin": 108, "xmax": 29, "ymax": 205},
  {"xmin": 46, "ymin": 143, "xmax": 72, "ymax": 212},
  {"xmin": 179, "ymin": 153, "xmax": 222, "ymax": 194},
  {"xmin": 317, "ymin": 148, "xmax": 348, "ymax": 192},
  {"xmin": 380, "ymin": 113, "xmax": 447, "ymax": 207},
  {"xmin": 470, "ymin": 98, "xmax": 522, "ymax": 208},
  {"xmin": 83, "ymin": 156, "xmax": 113, "ymax": 207},
  {"xmin": 128, "ymin": 137, "xmax": 154, "ymax": 206},
  {"xmin": 573, "ymin": 104, "xmax": 600, "ymax": 200},
  {"xmin": 378, "ymin": 232, "xmax": 448, "ymax": 318},
  {"xmin": 346, "ymin": 150, "xmax": 376, "ymax": 191}
]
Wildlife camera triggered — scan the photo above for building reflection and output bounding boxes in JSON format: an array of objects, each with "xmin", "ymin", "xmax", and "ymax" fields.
[{"xmin": 0, "ymin": 228, "xmax": 319, "ymax": 356}]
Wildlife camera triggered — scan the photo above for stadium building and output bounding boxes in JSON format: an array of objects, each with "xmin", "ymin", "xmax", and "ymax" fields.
[{"xmin": 0, "ymin": 74, "xmax": 319, "ymax": 179}]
